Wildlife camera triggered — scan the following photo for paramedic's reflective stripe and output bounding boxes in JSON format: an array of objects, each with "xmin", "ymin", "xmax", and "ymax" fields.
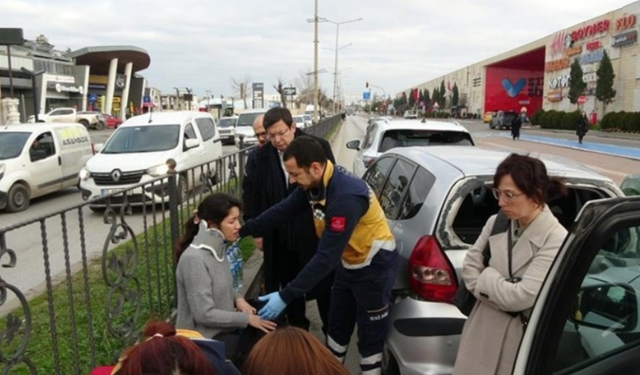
[
  {"xmin": 327, "ymin": 335, "xmax": 347, "ymax": 363},
  {"xmin": 341, "ymin": 239, "xmax": 396, "ymax": 270}
]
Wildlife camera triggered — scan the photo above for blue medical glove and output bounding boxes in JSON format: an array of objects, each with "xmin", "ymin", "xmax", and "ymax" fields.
[{"xmin": 258, "ymin": 292, "xmax": 287, "ymax": 320}]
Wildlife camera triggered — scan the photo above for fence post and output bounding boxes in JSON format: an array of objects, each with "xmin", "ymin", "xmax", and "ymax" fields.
[
  {"xmin": 238, "ymin": 137, "xmax": 246, "ymax": 190},
  {"xmin": 167, "ymin": 158, "xmax": 180, "ymax": 263}
]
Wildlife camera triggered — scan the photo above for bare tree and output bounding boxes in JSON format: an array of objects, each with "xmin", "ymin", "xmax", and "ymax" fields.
[
  {"xmin": 273, "ymin": 76, "xmax": 288, "ymax": 108},
  {"xmin": 230, "ymin": 76, "xmax": 252, "ymax": 109},
  {"xmin": 294, "ymin": 70, "xmax": 315, "ymax": 106}
]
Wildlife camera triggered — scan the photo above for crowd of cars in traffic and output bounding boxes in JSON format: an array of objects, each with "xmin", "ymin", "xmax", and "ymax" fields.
[{"xmin": 350, "ymin": 114, "xmax": 640, "ymax": 375}]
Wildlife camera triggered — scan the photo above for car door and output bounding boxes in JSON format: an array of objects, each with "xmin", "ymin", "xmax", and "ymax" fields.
[
  {"xmin": 50, "ymin": 108, "xmax": 75, "ymax": 123},
  {"xmin": 180, "ymin": 122, "xmax": 206, "ymax": 187},
  {"xmin": 354, "ymin": 123, "xmax": 378, "ymax": 176},
  {"xmin": 28, "ymin": 131, "xmax": 63, "ymax": 196},
  {"xmin": 514, "ymin": 197, "xmax": 640, "ymax": 375},
  {"xmin": 195, "ymin": 116, "xmax": 222, "ymax": 184}
]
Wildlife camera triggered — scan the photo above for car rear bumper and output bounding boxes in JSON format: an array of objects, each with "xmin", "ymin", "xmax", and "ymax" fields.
[{"xmin": 385, "ymin": 295, "xmax": 466, "ymax": 374}]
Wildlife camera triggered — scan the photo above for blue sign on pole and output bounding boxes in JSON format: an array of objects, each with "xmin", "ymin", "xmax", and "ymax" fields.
[
  {"xmin": 363, "ymin": 91, "xmax": 371, "ymax": 100},
  {"xmin": 143, "ymin": 95, "xmax": 152, "ymax": 103},
  {"xmin": 88, "ymin": 93, "xmax": 98, "ymax": 103}
]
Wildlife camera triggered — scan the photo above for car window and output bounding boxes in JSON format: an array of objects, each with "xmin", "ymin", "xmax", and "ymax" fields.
[
  {"xmin": 452, "ymin": 186, "xmax": 501, "ymax": 244},
  {"xmin": 184, "ymin": 123, "xmax": 197, "ymax": 140},
  {"xmin": 195, "ymin": 118, "xmax": 216, "ymax": 141},
  {"xmin": 59, "ymin": 109, "xmax": 73, "ymax": 115},
  {"xmin": 550, "ymin": 223, "xmax": 640, "ymax": 373},
  {"xmin": 379, "ymin": 159, "xmax": 416, "ymax": 220},
  {"xmin": 397, "ymin": 166, "xmax": 435, "ymax": 220},
  {"xmin": 30, "ymin": 132, "xmax": 56, "ymax": 162},
  {"xmin": 362, "ymin": 124, "xmax": 378, "ymax": 149},
  {"xmin": 363, "ymin": 156, "xmax": 396, "ymax": 196},
  {"xmin": 378, "ymin": 130, "xmax": 473, "ymax": 152}
]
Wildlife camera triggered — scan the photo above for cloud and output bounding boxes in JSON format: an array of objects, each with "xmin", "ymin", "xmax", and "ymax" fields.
[{"xmin": 4, "ymin": 0, "xmax": 635, "ymax": 99}]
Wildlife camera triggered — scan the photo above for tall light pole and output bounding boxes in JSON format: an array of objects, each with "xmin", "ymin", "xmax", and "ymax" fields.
[
  {"xmin": 313, "ymin": 0, "xmax": 319, "ymax": 123},
  {"xmin": 323, "ymin": 17, "xmax": 362, "ymax": 114}
]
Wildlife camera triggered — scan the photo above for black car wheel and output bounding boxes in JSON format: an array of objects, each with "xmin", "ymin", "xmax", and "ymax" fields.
[{"xmin": 7, "ymin": 183, "xmax": 30, "ymax": 212}]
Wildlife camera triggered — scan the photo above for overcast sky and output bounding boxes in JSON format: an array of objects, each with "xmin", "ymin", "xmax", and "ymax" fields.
[{"xmin": 4, "ymin": 0, "xmax": 636, "ymax": 99}]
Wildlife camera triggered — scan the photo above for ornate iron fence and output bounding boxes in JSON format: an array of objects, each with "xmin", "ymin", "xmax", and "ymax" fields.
[{"xmin": 0, "ymin": 114, "xmax": 342, "ymax": 374}]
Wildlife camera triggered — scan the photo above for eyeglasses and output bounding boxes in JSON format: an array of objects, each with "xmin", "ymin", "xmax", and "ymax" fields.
[
  {"xmin": 492, "ymin": 188, "xmax": 525, "ymax": 201},
  {"xmin": 267, "ymin": 127, "xmax": 291, "ymax": 140}
]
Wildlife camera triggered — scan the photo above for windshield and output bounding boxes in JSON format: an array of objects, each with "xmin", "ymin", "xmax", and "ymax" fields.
[
  {"xmin": 218, "ymin": 118, "xmax": 236, "ymax": 128},
  {"xmin": 0, "ymin": 132, "xmax": 31, "ymax": 160},
  {"xmin": 102, "ymin": 125, "xmax": 180, "ymax": 153},
  {"xmin": 237, "ymin": 113, "xmax": 263, "ymax": 127},
  {"xmin": 378, "ymin": 130, "xmax": 473, "ymax": 152}
]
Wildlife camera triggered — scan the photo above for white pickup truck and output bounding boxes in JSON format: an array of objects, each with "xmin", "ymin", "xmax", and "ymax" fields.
[{"xmin": 28, "ymin": 107, "xmax": 105, "ymax": 130}]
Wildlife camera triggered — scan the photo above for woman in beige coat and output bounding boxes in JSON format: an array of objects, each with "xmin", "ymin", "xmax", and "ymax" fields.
[{"xmin": 453, "ymin": 154, "xmax": 568, "ymax": 375}]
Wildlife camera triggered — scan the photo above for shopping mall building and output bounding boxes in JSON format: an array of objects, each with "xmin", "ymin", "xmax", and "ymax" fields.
[
  {"xmin": 401, "ymin": 1, "xmax": 639, "ymax": 119},
  {"xmin": 0, "ymin": 34, "xmax": 151, "ymax": 123}
]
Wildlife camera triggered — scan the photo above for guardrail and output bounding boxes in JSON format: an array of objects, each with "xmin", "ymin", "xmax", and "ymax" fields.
[{"xmin": 0, "ymin": 114, "xmax": 342, "ymax": 375}]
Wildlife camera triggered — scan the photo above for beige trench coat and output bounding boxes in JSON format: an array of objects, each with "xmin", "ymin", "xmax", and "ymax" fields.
[{"xmin": 453, "ymin": 206, "xmax": 567, "ymax": 375}]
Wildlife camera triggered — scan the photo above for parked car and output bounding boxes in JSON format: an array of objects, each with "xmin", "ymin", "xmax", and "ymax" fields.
[
  {"xmin": 101, "ymin": 113, "xmax": 124, "ymax": 129},
  {"xmin": 346, "ymin": 119, "xmax": 474, "ymax": 177},
  {"xmin": 359, "ymin": 146, "xmax": 625, "ymax": 375},
  {"xmin": 28, "ymin": 107, "xmax": 104, "ymax": 130},
  {"xmin": 234, "ymin": 109, "xmax": 266, "ymax": 148},
  {"xmin": 303, "ymin": 114, "xmax": 313, "ymax": 128},
  {"xmin": 403, "ymin": 110, "xmax": 418, "ymax": 119},
  {"xmin": 0, "ymin": 123, "xmax": 94, "ymax": 212},
  {"xmin": 490, "ymin": 110, "xmax": 519, "ymax": 130},
  {"xmin": 79, "ymin": 111, "xmax": 222, "ymax": 210},
  {"xmin": 293, "ymin": 115, "xmax": 307, "ymax": 129},
  {"xmin": 483, "ymin": 111, "xmax": 496, "ymax": 123},
  {"xmin": 217, "ymin": 116, "xmax": 238, "ymax": 145}
]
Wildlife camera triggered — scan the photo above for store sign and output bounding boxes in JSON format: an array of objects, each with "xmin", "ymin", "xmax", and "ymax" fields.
[
  {"xmin": 550, "ymin": 31, "xmax": 572, "ymax": 56},
  {"xmin": 570, "ymin": 20, "xmax": 610, "ymax": 42},
  {"xmin": 48, "ymin": 82, "xmax": 84, "ymax": 94},
  {"xmin": 612, "ymin": 30, "xmax": 638, "ymax": 48},
  {"xmin": 565, "ymin": 46, "xmax": 582, "ymax": 56},
  {"xmin": 585, "ymin": 41, "xmax": 601, "ymax": 51},
  {"xmin": 46, "ymin": 74, "xmax": 75, "ymax": 84},
  {"xmin": 580, "ymin": 49, "xmax": 605, "ymax": 65},
  {"xmin": 583, "ymin": 72, "xmax": 598, "ymax": 83},
  {"xmin": 547, "ymin": 90, "xmax": 563, "ymax": 102},
  {"xmin": 615, "ymin": 14, "xmax": 637, "ymax": 31},
  {"xmin": 549, "ymin": 75, "xmax": 570, "ymax": 89},
  {"xmin": 115, "ymin": 74, "xmax": 126, "ymax": 89},
  {"xmin": 545, "ymin": 58, "xmax": 570, "ymax": 72}
]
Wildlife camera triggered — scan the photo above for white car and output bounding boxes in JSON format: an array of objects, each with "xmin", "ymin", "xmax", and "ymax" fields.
[
  {"xmin": 346, "ymin": 119, "xmax": 474, "ymax": 177},
  {"xmin": 79, "ymin": 111, "xmax": 222, "ymax": 209},
  {"xmin": 303, "ymin": 115, "xmax": 313, "ymax": 128},
  {"xmin": 234, "ymin": 109, "xmax": 266, "ymax": 148},
  {"xmin": 0, "ymin": 123, "xmax": 93, "ymax": 212},
  {"xmin": 217, "ymin": 116, "xmax": 238, "ymax": 145},
  {"xmin": 293, "ymin": 115, "xmax": 307, "ymax": 129}
]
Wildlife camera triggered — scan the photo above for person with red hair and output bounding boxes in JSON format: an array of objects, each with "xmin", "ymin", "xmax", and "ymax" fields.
[{"xmin": 89, "ymin": 320, "xmax": 240, "ymax": 375}]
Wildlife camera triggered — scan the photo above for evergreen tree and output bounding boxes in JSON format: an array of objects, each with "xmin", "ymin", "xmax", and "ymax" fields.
[
  {"xmin": 452, "ymin": 83, "xmax": 459, "ymax": 107},
  {"xmin": 595, "ymin": 49, "xmax": 616, "ymax": 114},
  {"xmin": 568, "ymin": 58, "xmax": 586, "ymax": 108},
  {"xmin": 419, "ymin": 89, "xmax": 425, "ymax": 107},
  {"xmin": 432, "ymin": 87, "xmax": 439, "ymax": 108},
  {"xmin": 424, "ymin": 88, "xmax": 431, "ymax": 107},
  {"xmin": 439, "ymin": 80, "xmax": 446, "ymax": 108},
  {"xmin": 408, "ymin": 89, "xmax": 416, "ymax": 107}
]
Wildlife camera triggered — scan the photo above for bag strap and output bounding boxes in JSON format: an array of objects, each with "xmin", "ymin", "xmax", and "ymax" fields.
[{"xmin": 481, "ymin": 210, "xmax": 509, "ymax": 267}]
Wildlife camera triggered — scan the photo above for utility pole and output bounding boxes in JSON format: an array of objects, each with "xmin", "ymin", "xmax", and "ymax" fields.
[{"xmin": 313, "ymin": 0, "xmax": 319, "ymax": 124}]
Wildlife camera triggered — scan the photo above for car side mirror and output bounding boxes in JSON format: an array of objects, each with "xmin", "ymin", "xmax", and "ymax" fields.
[
  {"xmin": 570, "ymin": 283, "xmax": 637, "ymax": 332},
  {"xmin": 621, "ymin": 174, "xmax": 640, "ymax": 196},
  {"xmin": 94, "ymin": 143, "xmax": 104, "ymax": 153},
  {"xmin": 346, "ymin": 140, "xmax": 361, "ymax": 150},
  {"xmin": 184, "ymin": 139, "xmax": 200, "ymax": 150}
]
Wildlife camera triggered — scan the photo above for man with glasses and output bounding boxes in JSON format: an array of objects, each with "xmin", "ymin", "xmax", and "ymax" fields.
[{"xmin": 250, "ymin": 107, "xmax": 335, "ymax": 333}]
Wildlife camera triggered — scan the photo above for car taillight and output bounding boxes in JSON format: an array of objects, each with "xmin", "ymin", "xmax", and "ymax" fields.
[
  {"xmin": 363, "ymin": 156, "xmax": 376, "ymax": 168},
  {"xmin": 91, "ymin": 143, "xmax": 95, "ymax": 155},
  {"xmin": 408, "ymin": 235, "xmax": 457, "ymax": 302}
]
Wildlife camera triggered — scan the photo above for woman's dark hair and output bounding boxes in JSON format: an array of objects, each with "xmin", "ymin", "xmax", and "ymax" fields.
[
  {"xmin": 493, "ymin": 153, "xmax": 568, "ymax": 206},
  {"xmin": 242, "ymin": 326, "xmax": 350, "ymax": 375},
  {"xmin": 115, "ymin": 320, "xmax": 216, "ymax": 375},
  {"xmin": 174, "ymin": 193, "xmax": 242, "ymax": 263}
]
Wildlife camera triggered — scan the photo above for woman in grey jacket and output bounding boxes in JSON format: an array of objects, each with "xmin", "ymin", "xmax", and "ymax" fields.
[
  {"xmin": 453, "ymin": 154, "xmax": 568, "ymax": 375},
  {"xmin": 175, "ymin": 194, "xmax": 276, "ymax": 348}
]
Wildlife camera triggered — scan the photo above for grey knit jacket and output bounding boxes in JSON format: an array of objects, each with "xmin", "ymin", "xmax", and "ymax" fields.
[{"xmin": 176, "ymin": 223, "xmax": 249, "ymax": 338}]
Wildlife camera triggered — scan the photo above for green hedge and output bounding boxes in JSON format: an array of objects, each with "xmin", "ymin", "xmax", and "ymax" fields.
[{"xmin": 535, "ymin": 109, "xmax": 640, "ymax": 132}]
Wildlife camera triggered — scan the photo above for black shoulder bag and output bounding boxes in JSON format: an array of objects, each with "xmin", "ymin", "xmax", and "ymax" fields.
[{"xmin": 453, "ymin": 210, "xmax": 509, "ymax": 316}]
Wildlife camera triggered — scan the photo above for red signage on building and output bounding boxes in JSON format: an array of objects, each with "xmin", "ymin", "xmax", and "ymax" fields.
[
  {"xmin": 616, "ymin": 14, "xmax": 637, "ymax": 31},
  {"xmin": 586, "ymin": 40, "xmax": 601, "ymax": 51},
  {"xmin": 570, "ymin": 20, "xmax": 610, "ymax": 42}
]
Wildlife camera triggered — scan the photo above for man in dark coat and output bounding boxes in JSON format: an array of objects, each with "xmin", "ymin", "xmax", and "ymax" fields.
[
  {"xmin": 576, "ymin": 111, "xmax": 588, "ymax": 144},
  {"xmin": 250, "ymin": 107, "xmax": 335, "ymax": 332},
  {"xmin": 242, "ymin": 114, "xmax": 268, "ymax": 223},
  {"xmin": 511, "ymin": 113, "xmax": 522, "ymax": 140}
]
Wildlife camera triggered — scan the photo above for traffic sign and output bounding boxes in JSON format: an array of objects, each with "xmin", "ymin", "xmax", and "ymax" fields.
[
  {"xmin": 88, "ymin": 93, "xmax": 98, "ymax": 103},
  {"xmin": 363, "ymin": 91, "xmax": 371, "ymax": 100},
  {"xmin": 578, "ymin": 95, "xmax": 587, "ymax": 104},
  {"xmin": 283, "ymin": 87, "xmax": 296, "ymax": 96},
  {"xmin": 143, "ymin": 95, "xmax": 152, "ymax": 103}
]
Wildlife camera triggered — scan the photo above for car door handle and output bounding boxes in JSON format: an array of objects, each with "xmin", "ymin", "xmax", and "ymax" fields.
[{"xmin": 58, "ymin": 156, "xmax": 62, "ymax": 166}]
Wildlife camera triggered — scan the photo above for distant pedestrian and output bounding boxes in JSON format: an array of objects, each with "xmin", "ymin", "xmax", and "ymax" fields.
[
  {"xmin": 576, "ymin": 111, "xmax": 588, "ymax": 144},
  {"xmin": 511, "ymin": 113, "xmax": 522, "ymax": 141}
]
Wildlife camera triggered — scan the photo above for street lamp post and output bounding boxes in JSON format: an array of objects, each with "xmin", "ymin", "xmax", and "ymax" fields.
[
  {"xmin": 323, "ymin": 17, "xmax": 362, "ymax": 114},
  {"xmin": 20, "ymin": 67, "xmax": 45, "ymax": 122}
]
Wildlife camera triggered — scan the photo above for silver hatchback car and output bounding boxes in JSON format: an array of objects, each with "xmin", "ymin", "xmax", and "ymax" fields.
[{"xmin": 359, "ymin": 146, "xmax": 624, "ymax": 375}]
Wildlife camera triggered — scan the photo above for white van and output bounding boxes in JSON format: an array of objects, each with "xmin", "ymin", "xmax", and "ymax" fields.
[
  {"xmin": 79, "ymin": 111, "xmax": 223, "ymax": 208},
  {"xmin": 0, "ymin": 123, "xmax": 93, "ymax": 212}
]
